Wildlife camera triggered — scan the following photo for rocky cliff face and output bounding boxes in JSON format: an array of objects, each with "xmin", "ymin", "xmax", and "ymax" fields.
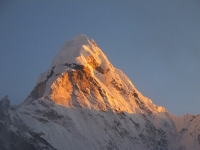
[
  {"xmin": 0, "ymin": 35, "xmax": 200, "ymax": 150},
  {"xmin": 0, "ymin": 96, "xmax": 56, "ymax": 150}
]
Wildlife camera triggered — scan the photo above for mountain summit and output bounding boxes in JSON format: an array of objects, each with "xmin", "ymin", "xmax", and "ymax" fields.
[
  {"xmin": 1, "ymin": 35, "xmax": 200, "ymax": 150},
  {"xmin": 25, "ymin": 34, "xmax": 165, "ymax": 114}
]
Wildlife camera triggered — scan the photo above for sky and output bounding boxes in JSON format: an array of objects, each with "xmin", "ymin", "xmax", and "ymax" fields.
[{"xmin": 0, "ymin": 0, "xmax": 200, "ymax": 116}]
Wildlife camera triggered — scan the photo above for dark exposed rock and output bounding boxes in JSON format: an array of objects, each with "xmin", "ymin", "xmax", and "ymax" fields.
[
  {"xmin": 0, "ymin": 96, "xmax": 10, "ymax": 124},
  {"xmin": 35, "ymin": 109, "xmax": 63, "ymax": 121},
  {"xmin": 0, "ymin": 96, "xmax": 10, "ymax": 110},
  {"xmin": 95, "ymin": 66, "xmax": 109, "ymax": 74},
  {"xmin": 135, "ymin": 98, "xmax": 152, "ymax": 115},
  {"xmin": 133, "ymin": 93, "xmax": 138, "ymax": 98},
  {"xmin": 0, "ymin": 97, "xmax": 50, "ymax": 150},
  {"xmin": 29, "ymin": 81, "xmax": 47, "ymax": 99},
  {"xmin": 87, "ymin": 55, "xmax": 109, "ymax": 74},
  {"xmin": 46, "ymin": 67, "xmax": 55, "ymax": 80},
  {"xmin": 180, "ymin": 128, "xmax": 187, "ymax": 134},
  {"xmin": 138, "ymin": 114, "xmax": 168, "ymax": 150},
  {"xmin": 0, "ymin": 123, "xmax": 37, "ymax": 150},
  {"xmin": 71, "ymin": 64, "xmax": 84, "ymax": 70},
  {"xmin": 0, "ymin": 107, "xmax": 56, "ymax": 150},
  {"xmin": 129, "ymin": 117, "xmax": 140, "ymax": 129},
  {"xmin": 110, "ymin": 79, "xmax": 128, "ymax": 95}
]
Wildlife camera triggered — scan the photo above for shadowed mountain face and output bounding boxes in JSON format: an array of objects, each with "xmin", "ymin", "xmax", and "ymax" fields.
[{"xmin": 0, "ymin": 35, "xmax": 200, "ymax": 150}]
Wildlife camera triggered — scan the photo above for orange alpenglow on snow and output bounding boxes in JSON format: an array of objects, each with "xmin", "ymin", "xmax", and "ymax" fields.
[{"xmin": 25, "ymin": 34, "xmax": 166, "ymax": 114}]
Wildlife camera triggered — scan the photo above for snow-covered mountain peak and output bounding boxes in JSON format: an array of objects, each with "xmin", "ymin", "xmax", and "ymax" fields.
[
  {"xmin": 61, "ymin": 34, "xmax": 96, "ymax": 48},
  {"xmin": 37, "ymin": 35, "xmax": 111, "ymax": 84},
  {"xmin": 4, "ymin": 35, "xmax": 200, "ymax": 150},
  {"xmin": 24, "ymin": 35, "xmax": 168, "ymax": 115},
  {"xmin": 51, "ymin": 34, "xmax": 99, "ymax": 66}
]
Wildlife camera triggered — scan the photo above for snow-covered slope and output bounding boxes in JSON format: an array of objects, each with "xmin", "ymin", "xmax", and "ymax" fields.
[{"xmin": 1, "ymin": 35, "xmax": 200, "ymax": 150}]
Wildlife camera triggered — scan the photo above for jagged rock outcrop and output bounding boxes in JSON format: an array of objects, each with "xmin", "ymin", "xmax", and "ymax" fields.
[{"xmin": 0, "ymin": 96, "xmax": 56, "ymax": 150}]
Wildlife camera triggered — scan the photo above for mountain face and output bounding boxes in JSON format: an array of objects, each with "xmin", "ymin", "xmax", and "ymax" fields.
[{"xmin": 1, "ymin": 35, "xmax": 200, "ymax": 150}]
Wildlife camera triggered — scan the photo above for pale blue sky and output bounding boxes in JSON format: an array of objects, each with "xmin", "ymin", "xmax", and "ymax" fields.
[{"xmin": 0, "ymin": 0, "xmax": 200, "ymax": 116}]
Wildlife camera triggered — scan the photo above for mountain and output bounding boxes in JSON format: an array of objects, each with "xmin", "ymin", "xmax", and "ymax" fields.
[{"xmin": 0, "ymin": 35, "xmax": 200, "ymax": 150}]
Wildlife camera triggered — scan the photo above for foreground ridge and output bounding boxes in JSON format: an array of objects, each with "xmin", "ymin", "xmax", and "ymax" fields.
[{"xmin": 0, "ymin": 35, "xmax": 200, "ymax": 150}]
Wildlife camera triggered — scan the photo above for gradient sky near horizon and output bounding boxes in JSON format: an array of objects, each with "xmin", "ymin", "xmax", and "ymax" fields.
[{"xmin": 0, "ymin": 0, "xmax": 200, "ymax": 116}]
